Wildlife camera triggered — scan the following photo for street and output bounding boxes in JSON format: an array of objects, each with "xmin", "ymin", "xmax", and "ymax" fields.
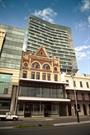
[
  {"xmin": 0, "ymin": 123, "xmax": 90, "ymax": 135},
  {"xmin": 0, "ymin": 116, "xmax": 90, "ymax": 127}
]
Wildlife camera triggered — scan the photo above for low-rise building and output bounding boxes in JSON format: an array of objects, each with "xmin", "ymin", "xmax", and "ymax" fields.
[
  {"xmin": 17, "ymin": 47, "xmax": 70, "ymax": 117},
  {"xmin": 65, "ymin": 73, "xmax": 90, "ymax": 116}
]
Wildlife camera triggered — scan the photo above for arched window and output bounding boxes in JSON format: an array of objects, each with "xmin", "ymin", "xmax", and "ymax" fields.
[
  {"xmin": 43, "ymin": 64, "xmax": 50, "ymax": 70},
  {"xmin": 32, "ymin": 62, "xmax": 40, "ymax": 69}
]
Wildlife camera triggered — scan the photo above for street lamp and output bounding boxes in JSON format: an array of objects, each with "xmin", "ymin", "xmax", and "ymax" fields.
[{"xmin": 71, "ymin": 72, "xmax": 80, "ymax": 123}]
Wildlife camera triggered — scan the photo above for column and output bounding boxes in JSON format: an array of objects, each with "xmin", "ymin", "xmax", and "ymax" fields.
[{"xmin": 10, "ymin": 85, "xmax": 18, "ymax": 114}]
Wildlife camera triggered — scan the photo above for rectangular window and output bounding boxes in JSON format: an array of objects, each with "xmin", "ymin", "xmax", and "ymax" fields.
[
  {"xmin": 54, "ymin": 74, "xmax": 58, "ymax": 81},
  {"xmin": 86, "ymin": 82, "xmax": 89, "ymax": 88},
  {"xmin": 36, "ymin": 72, "xmax": 40, "ymax": 80},
  {"xmin": 73, "ymin": 81, "xmax": 76, "ymax": 87},
  {"xmin": 80, "ymin": 81, "xmax": 83, "ymax": 87},
  {"xmin": 67, "ymin": 92, "xmax": 70, "ymax": 98},
  {"xmin": 4, "ymin": 88, "xmax": 8, "ymax": 94},
  {"xmin": 31, "ymin": 72, "xmax": 35, "ymax": 79},
  {"xmin": 0, "ymin": 74, "xmax": 12, "ymax": 94},
  {"xmin": 42, "ymin": 73, "xmax": 46, "ymax": 80},
  {"xmin": 66, "ymin": 80, "xmax": 69, "ymax": 86},
  {"xmin": 47, "ymin": 73, "xmax": 51, "ymax": 80},
  {"xmin": 22, "ymin": 71, "xmax": 27, "ymax": 78}
]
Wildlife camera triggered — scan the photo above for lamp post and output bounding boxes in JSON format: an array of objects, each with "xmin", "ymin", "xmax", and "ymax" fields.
[{"xmin": 71, "ymin": 72, "xmax": 80, "ymax": 123}]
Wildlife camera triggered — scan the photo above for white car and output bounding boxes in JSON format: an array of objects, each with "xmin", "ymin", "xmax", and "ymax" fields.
[{"xmin": 0, "ymin": 112, "xmax": 18, "ymax": 121}]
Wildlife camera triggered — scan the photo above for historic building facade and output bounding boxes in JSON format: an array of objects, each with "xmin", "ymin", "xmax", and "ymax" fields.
[
  {"xmin": 17, "ymin": 47, "xmax": 70, "ymax": 117},
  {"xmin": 65, "ymin": 73, "xmax": 90, "ymax": 116}
]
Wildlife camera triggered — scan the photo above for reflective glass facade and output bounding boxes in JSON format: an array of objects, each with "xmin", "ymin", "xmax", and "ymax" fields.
[
  {"xmin": 19, "ymin": 86, "xmax": 64, "ymax": 98},
  {"xmin": 0, "ymin": 24, "xmax": 25, "ymax": 69},
  {"xmin": 0, "ymin": 73, "xmax": 12, "ymax": 94}
]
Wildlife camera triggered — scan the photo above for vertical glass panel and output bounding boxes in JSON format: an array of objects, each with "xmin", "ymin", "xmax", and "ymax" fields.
[
  {"xmin": 86, "ymin": 82, "xmax": 89, "ymax": 88},
  {"xmin": 47, "ymin": 73, "xmax": 51, "ymax": 80},
  {"xmin": 31, "ymin": 72, "xmax": 35, "ymax": 79},
  {"xmin": 54, "ymin": 74, "xmax": 58, "ymax": 81},
  {"xmin": 80, "ymin": 81, "xmax": 83, "ymax": 87},
  {"xmin": 22, "ymin": 71, "xmax": 27, "ymax": 78},
  {"xmin": 36, "ymin": 72, "xmax": 40, "ymax": 80},
  {"xmin": 0, "ymin": 74, "xmax": 12, "ymax": 94},
  {"xmin": 42, "ymin": 73, "xmax": 46, "ymax": 80}
]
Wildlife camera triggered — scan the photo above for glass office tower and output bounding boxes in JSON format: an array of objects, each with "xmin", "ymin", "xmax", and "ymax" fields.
[
  {"xmin": 0, "ymin": 24, "xmax": 24, "ymax": 69},
  {"xmin": 26, "ymin": 16, "xmax": 78, "ymax": 72},
  {"xmin": 0, "ymin": 24, "xmax": 24, "ymax": 113}
]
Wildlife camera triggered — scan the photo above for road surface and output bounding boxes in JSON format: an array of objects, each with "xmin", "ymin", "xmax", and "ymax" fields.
[{"xmin": 0, "ymin": 123, "xmax": 90, "ymax": 135}]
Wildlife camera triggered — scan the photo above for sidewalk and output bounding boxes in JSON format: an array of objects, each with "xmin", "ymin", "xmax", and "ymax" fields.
[
  {"xmin": 19, "ymin": 115, "xmax": 90, "ymax": 123},
  {"xmin": 17, "ymin": 115, "xmax": 90, "ymax": 127}
]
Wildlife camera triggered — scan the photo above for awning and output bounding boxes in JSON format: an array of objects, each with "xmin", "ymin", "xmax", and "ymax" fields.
[
  {"xmin": 18, "ymin": 96, "xmax": 70, "ymax": 102},
  {"xmin": 19, "ymin": 78, "xmax": 68, "ymax": 85}
]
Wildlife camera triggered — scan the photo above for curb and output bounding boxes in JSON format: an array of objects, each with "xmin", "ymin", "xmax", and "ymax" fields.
[{"xmin": 53, "ymin": 121, "xmax": 90, "ymax": 127}]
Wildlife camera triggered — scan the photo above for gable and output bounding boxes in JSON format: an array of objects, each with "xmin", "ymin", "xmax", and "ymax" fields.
[{"xmin": 35, "ymin": 47, "xmax": 49, "ymax": 58}]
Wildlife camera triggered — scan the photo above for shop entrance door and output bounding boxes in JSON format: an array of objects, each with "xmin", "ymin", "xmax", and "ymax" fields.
[
  {"xmin": 44, "ymin": 102, "xmax": 51, "ymax": 117},
  {"xmin": 59, "ymin": 103, "xmax": 67, "ymax": 116},
  {"xmin": 83, "ymin": 104, "xmax": 87, "ymax": 115},
  {"xmin": 68, "ymin": 104, "xmax": 72, "ymax": 116}
]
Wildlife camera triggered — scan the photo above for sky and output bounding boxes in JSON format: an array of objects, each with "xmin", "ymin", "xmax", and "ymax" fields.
[{"xmin": 0, "ymin": 0, "xmax": 90, "ymax": 74}]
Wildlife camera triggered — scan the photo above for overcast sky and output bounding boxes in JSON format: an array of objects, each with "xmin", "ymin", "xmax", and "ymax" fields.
[{"xmin": 0, "ymin": 0, "xmax": 90, "ymax": 74}]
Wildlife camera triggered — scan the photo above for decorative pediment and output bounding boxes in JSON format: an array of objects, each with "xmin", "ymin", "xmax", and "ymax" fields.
[{"xmin": 35, "ymin": 47, "xmax": 49, "ymax": 58}]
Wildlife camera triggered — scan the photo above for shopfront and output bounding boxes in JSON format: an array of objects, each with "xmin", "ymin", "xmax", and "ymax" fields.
[{"xmin": 17, "ymin": 79, "xmax": 70, "ymax": 117}]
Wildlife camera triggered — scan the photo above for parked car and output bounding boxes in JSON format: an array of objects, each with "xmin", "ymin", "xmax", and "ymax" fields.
[{"xmin": 0, "ymin": 112, "xmax": 18, "ymax": 121}]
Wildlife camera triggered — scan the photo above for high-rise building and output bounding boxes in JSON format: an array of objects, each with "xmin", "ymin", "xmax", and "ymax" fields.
[
  {"xmin": 0, "ymin": 24, "xmax": 24, "ymax": 70},
  {"xmin": 25, "ymin": 16, "xmax": 78, "ymax": 72},
  {"xmin": 0, "ymin": 28, "xmax": 5, "ymax": 56},
  {"xmin": 0, "ymin": 24, "xmax": 24, "ymax": 113}
]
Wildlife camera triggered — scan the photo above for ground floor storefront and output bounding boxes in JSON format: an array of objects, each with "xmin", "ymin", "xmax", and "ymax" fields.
[
  {"xmin": 17, "ymin": 100, "xmax": 90, "ymax": 117},
  {"xmin": 17, "ymin": 79, "xmax": 70, "ymax": 117},
  {"xmin": 0, "ymin": 99, "xmax": 11, "ymax": 114},
  {"xmin": 1, "ymin": 79, "xmax": 90, "ymax": 118},
  {"xmin": 17, "ymin": 101, "xmax": 68, "ymax": 117},
  {"xmin": 66, "ymin": 90, "xmax": 90, "ymax": 116}
]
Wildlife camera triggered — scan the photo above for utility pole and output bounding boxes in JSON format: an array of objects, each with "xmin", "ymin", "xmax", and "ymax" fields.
[{"xmin": 71, "ymin": 72, "xmax": 80, "ymax": 123}]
